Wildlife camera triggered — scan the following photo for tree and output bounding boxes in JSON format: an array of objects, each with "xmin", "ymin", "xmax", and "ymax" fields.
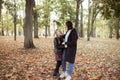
[
  {"xmin": 38, "ymin": 0, "xmax": 51, "ymax": 38},
  {"xmin": 90, "ymin": 2, "xmax": 100, "ymax": 37},
  {"xmin": 0, "ymin": 0, "xmax": 3, "ymax": 20},
  {"xmin": 44, "ymin": 0, "xmax": 50, "ymax": 38},
  {"xmin": 55, "ymin": 0, "xmax": 75, "ymax": 31},
  {"xmin": 33, "ymin": 3, "xmax": 39, "ymax": 38},
  {"xmin": 107, "ymin": 19, "xmax": 114, "ymax": 38},
  {"xmin": 0, "ymin": 0, "xmax": 4, "ymax": 36},
  {"xmin": 75, "ymin": 0, "xmax": 81, "ymax": 35},
  {"xmin": 115, "ymin": 18, "xmax": 120, "ymax": 39},
  {"xmin": 93, "ymin": 0, "xmax": 120, "ymax": 39},
  {"xmin": 79, "ymin": 2, "xmax": 84, "ymax": 37},
  {"xmin": 4, "ymin": 0, "xmax": 18, "ymax": 40},
  {"xmin": 23, "ymin": 0, "xmax": 35, "ymax": 49},
  {"xmin": 14, "ymin": 0, "xmax": 17, "ymax": 40},
  {"xmin": 87, "ymin": 0, "xmax": 91, "ymax": 41}
]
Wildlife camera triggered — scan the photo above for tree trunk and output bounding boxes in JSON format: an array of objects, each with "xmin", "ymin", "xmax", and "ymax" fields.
[
  {"xmin": 79, "ymin": 3, "xmax": 84, "ymax": 37},
  {"xmin": 6, "ymin": 26, "xmax": 9, "ymax": 36},
  {"xmin": 14, "ymin": 13, "xmax": 17, "ymax": 40},
  {"xmin": 90, "ymin": 3, "xmax": 97, "ymax": 37},
  {"xmin": 90, "ymin": 3, "xmax": 101, "ymax": 38},
  {"xmin": 0, "ymin": 0, "xmax": 3, "ymax": 36},
  {"xmin": 14, "ymin": 0, "xmax": 17, "ymax": 41},
  {"xmin": 1, "ymin": 27, "xmax": 4, "ymax": 36},
  {"xmin": 23, "ymin": 0, "xmax": 35, "ymax": 49},
  {"xmin": 87, "ymin": 0, "xmax": 91, "ymax": 41},
  {"xmin": 1, "ymin": 14, "xmax": 4, "ymax": 36},
  {"xmin": 93, "ymin": 26, "xmax": 96, "ymax": 37},
  {"xmin": 109, "ymin": 26, "xmax": 113, "ymax": 38},
  {"xmin": 48, "ymin": 26, "xmax": 51, "ymax": 36},
  {"xmin": 34, "ymin": 11, "xmax": 39, "ymax": 38},
  {"xmin": 18, "ymin": 31, "xmax": 21, "ymax": 36},
  {"xmin": 75, "ymin": 0, "xmax": 80, "ymax": 35},
  {"xmin": 0, "ymin": 0, "xmax": 2, "ymax": 20},
  {"xmin": 90, "ymin": 5, "xmax": 94, "ymax": 37},
  {"xmin": 45, "ymin": 25, "xmax": 48, "ymax": 38},
  {"xmin": 115, "ymin": 18, "xmax": 119, "ymax": 40}
]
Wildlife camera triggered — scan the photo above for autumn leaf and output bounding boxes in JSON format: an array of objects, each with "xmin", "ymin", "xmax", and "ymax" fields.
[{"xmin": 0, "ymin": 37, "xmax": 120, "ymax": 80}]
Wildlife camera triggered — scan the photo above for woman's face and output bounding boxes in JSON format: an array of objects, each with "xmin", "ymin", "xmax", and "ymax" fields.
[{"xmin": 66, "ymin": 25, "xmax": 68, "ymax": 30}]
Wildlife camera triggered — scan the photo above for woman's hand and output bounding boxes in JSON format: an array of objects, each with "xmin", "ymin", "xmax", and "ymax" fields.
[{"xmin": 62, "ymin": 42, "xmax": 65, "ymax": 45}]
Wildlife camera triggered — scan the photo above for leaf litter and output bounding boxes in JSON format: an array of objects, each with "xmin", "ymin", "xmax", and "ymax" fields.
[{"xmin": 0, "ymin": 37, "xmax": 120, "ymax": 80}]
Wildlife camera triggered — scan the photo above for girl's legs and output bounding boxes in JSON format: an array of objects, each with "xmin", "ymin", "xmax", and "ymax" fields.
[
  {"xmin": 53, "ymin": 61, "xmax": 61, "ymax": 76},
  {"xmin": 54, "ymin": 61, "xmax": 61, "ymax": 73}
]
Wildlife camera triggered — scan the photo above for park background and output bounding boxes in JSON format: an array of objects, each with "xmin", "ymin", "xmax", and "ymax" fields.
[{"xmin": 0, "ymin": 0, "xmax": 120, "ymax": 80}]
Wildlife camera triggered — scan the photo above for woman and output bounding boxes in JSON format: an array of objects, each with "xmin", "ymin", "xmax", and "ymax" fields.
[
  {"xmin": 53, "ymin": 29, "xmax": 64, "ymax": 77},
  {"xmin": 60, "ymin": 21, "xmax": 78, "ymax": 80}
]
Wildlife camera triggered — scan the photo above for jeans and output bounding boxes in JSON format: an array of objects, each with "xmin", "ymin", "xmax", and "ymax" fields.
[{"xmin": 62, "ymin": 50, "xmax": 74, "ymax": 76}]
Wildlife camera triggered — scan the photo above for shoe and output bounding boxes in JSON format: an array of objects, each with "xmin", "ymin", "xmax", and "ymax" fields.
[
  {"xmin": 65, "ymin": 75, "xmax": 71, "ymax": 80},
  {"xmin": 59, "ymin": 72, "xmax": 67, "ymax": 78}
]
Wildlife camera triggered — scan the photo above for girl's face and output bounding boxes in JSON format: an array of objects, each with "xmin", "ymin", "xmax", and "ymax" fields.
[{"xmin": 56, "ymin": 31, "xmax": 62, "ymax": 37}]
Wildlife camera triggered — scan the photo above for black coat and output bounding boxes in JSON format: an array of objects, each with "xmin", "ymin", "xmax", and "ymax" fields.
[
  {"xmin": 65, "ymin": 28, "xmax": 78, "ymax": 63},
  {"xmin": 54, "ymin": 37, "xmax": 64, "ymax": 55}
]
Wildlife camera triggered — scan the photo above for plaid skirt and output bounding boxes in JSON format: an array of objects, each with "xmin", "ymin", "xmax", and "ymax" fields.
[{"xmin": 55, "ymin": 53, "xmax": 62, "ymax": 61}]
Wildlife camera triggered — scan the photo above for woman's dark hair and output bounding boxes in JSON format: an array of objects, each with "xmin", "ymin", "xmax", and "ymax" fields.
[{"xmin": 66, "ymin": 21, "xmax": 73, "ymax": 30}]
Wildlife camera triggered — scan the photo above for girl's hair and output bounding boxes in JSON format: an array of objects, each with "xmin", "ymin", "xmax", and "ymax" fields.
[
  {"xmin": 66, "ymin": 21, "xmax": 73, "ymax": 30},
  {"xmin": 54, "ymin": 29, "xmax": 63, "ymax": 37}
]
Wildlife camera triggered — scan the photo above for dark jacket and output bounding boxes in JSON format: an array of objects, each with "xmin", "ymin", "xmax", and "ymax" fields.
[
  {"xmin": 54, "ymin": 37, "xmax": 64, "ymax": 61},
  {"xmin": 65, "ymin": 28, "xmax": 78, "ymax": 63}
]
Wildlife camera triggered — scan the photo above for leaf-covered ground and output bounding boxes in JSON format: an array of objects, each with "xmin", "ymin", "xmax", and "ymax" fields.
[{"xmin": 0, "ymin": 36, "xmax": 120, "ymax": 80}]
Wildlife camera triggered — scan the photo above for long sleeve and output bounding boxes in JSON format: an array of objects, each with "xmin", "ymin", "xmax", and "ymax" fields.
[
  {"xmin": 65, "ymin": 29, "xmax": 78, "ymax": 47},
  {"xmin": 54, "ymin": 38, "xmax": 64, "ymax": 49}
]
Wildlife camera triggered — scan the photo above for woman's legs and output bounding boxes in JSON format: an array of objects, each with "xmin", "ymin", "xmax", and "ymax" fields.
[
  {"xmin": 60, "ymin": 50, "xmax": 67, "ymax": 78},
  {"xmin": 65, "ymin": 63, "xmax": 74, "ymax": 80},
  {"xmin": 62, "ymin": 50, "xmax": 66, "ymax": 72},
  {"xmin": 68, "ymin": 62, "xmax": 74, "ymax": 76},
  {"xmin": 62, "ymin": 50, "xmax": 74, "ymax": 76}
]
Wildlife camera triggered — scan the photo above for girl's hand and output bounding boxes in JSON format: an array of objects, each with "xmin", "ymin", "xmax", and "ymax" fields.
[{"xmin": 65, "ymin": 44, "xmax": 67, "ymax": 48}]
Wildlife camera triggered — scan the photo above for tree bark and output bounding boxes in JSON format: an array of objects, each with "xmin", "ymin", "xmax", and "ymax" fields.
[
  {"xmin": 79, "ymin": 3, "xmax": 84, "ymax": 37},
  {"xmin": 90, "ymin": 5, "xmax": 94, "ymax": 37},
  {"xmin": 75, "ymin": 0, "xmax": 80, "ymax": 35},
  {"xmin": 0, "ymin": 0, "xmax": 2, "ymax": 20},
  {"xmin": 14, "ymin": 0, "xmax": 17, "ymax": 40},
  {"xmin": 48, "ymin": 26, "xmax": 51, "ymax": 36},
  {"xmin": 109, "ymin": 26, "xmax": 113, "ymax": 38},
  {"xmin": 23, "ymin": 0, "xmax": 35, "ymax": 49},
  {"xmin": 1, "ymin": 27, "xmax": 4, "ymax": 36},
  {"xmin": 87, "ymin": 0, "xmax": 91, "ymax": 41},
  {"xmin": 45, "ymin": 25, "xmax": 48, "ymax": 38},
  {"xmin": 0, "ymin": 0, "xmax": 3, "ymax": 36},
  {"xmin": 34, "ymin": 11, "xmax": 39, "ymax": 38},
  {"xmin": 115, "ymin": 18, "xmax": 119, "ymax": 40}
]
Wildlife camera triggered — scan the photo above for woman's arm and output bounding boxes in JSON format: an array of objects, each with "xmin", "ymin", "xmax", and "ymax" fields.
[{"xmin": 65, "ymin": 29, "xmax": 78, "ymax": 47}]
